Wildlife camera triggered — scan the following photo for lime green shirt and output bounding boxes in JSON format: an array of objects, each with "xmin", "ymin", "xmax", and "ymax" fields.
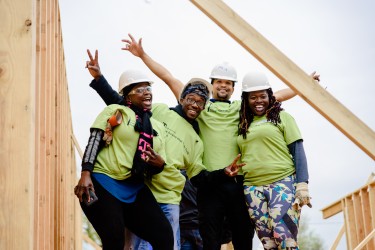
[
  {"xmin": 91, "ymin": 105, "xmax": 166, "ymax": 181},
  {"xmin": 149, "ymin": 103, "xmax": 207, "ymax": 204},
  {"xmin": 237, "ymin": 111, "xmax": 302, "ymax": 186},
  {"xmin": 197, "ymin": 100, "xmax": 241, "ymax": 171}
]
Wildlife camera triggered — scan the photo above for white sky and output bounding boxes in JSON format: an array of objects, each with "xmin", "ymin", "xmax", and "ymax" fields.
[{"xmin": 59, "ymin": 0, "xmax": 375, "ymax": 248}]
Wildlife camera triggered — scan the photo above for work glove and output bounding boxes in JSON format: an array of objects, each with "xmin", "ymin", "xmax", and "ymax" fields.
[
  {"xmin": 293, "ymin": 182, "xmax": 312, "ymax": 209},
  {"xmin": 102, "ymin": 110, "xmax": 122, "ymax": 146},
  {"xmin": 102, "ymin": 122, "xmax": 113, "ymax": 146}
]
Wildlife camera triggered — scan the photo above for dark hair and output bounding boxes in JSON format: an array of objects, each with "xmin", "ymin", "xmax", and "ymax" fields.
[{"xmin": 238, "ymin": 88, "xmax": 283, "ymax": 139}]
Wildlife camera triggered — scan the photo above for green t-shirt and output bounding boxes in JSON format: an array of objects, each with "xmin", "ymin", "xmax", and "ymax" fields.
[
  {"xmin": 197, "ymin": 100, "xmax": 241, "ymax": 171},
  {"xmin": 149, "ymin": 103, "xmax": 207, "ymax": 204},
  {"xmin": 91, "ymin": 104, "xmax": 166, "ymax": 181},
  {"xmin": 237, "ymin": 111, "xmax": 302, "ymax": 186}
]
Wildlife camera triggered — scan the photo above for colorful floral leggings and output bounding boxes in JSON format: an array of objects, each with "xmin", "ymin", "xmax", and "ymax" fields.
[{"xmin": 244, "ymin": 175, "xmax": 300, "ymax": 250}]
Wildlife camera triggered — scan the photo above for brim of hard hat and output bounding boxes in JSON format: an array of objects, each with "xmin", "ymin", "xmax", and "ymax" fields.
[
  {"xmin": 209, "ymin": 75, "xmax": 237, "ymax": 82},
  {"xmin": 187, "ymin": 78, "xmax": 212, "ymax": 92},
  {"xmin": 242, "ymin": 85, "xmax": 271, "ymax": 92},
  {"xmin": 180, "ymin": 78, "xmax": 212, "ymax": 99}
]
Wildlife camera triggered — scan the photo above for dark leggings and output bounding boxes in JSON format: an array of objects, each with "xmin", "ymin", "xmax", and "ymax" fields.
[
  {"xmin": 197, "ymin": 177, "xmax": 255, "ymax": 250},
  {"xmin": 81, "ymin": 177, "xmax": 174, "ymax": 250}
]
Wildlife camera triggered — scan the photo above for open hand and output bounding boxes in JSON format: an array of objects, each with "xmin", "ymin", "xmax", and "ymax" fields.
[{"xmin": 121, "ymin": 33, "xmax": 145, "ymax": 58}]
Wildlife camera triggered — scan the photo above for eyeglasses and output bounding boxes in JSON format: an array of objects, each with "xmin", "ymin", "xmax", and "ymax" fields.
[
  {"xmin": 129, "ymin": 86, "xmax": 152, "ymax": 95},
  {"xmin": 185, "ymin": 97, "xmax": 205, "ymax": 109}
]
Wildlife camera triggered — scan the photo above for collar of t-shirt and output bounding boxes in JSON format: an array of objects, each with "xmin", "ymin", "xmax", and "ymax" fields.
[{"xmin": 210, "ymin": 98, "xmax": 231, "ymax": 104}]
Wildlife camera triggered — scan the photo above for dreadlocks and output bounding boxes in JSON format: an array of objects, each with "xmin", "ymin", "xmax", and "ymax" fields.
[{"xmin": 238, "ymin": 88, "xmax": 283, "ymax": 139}]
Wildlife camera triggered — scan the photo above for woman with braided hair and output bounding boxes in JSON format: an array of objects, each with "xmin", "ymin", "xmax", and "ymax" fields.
[{"xmin": 237, "ymin": 71, "xmax": 312, "ymax": 250}]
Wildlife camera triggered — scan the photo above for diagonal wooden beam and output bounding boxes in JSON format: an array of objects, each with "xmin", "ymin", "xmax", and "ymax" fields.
[{"xmin": 190, "ymin": 0, "xmax": 375, "ymax": 160}]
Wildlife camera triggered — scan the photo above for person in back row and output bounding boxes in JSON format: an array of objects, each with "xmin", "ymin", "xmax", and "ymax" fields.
[
  {"xmin": 237, "ymin": 71, "xmax": 312, "ymax": 249},
  {"xmin": 85, "ymin": 49, "xmax": 245, "ymax": 250}
]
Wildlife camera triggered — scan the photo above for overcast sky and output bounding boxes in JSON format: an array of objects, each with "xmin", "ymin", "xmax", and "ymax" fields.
[{"xmin": 59, "ymin": 0, "xmax": 375, "ymax": 248}]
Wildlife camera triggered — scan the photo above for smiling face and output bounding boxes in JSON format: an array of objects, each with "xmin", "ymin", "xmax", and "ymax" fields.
[
  {"xmin": 180, "ymin": 93, "xmax": 206, "ymax": 122},
  {"xmin": 211, "ymin": 79, "xmax": 235, "ymax": 101},
  {"xmin": 126, "ymin": 82, "xmax": 152, "ymax": 110},
  {"xmin": 248, "ymin": 90, "xmax": 270, "ymax": 116}
]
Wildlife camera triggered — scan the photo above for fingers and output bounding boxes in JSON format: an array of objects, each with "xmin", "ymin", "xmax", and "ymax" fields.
[
  {"xmin": 146, "ymin": 145, "xmax": 155, "ymax": 154},
  {"xmin": 230, "ymin": 154, "xmax": 241, "ymax": 166},
  {"xmin": 94, "ymin": 49, "xmax": 98, "ymax": 63},
  {"xmin": 128, "ymin": 33, "xmax": 135, "ymax": 42},
  {"xmin": 87, "ymin": 49, "xmax": 94, "ymax": 62}
]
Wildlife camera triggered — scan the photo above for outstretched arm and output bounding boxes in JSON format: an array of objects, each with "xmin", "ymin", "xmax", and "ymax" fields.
[
  {"xmin": 122, "ymin": 34, "xmax": 184, "ymax": 100},
  {"xmin": 274, "ymin": 71, "xmax": 320, "ymax": 102}
]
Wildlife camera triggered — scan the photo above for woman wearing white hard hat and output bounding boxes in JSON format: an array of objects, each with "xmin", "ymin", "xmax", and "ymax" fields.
[
  {"xmin": 74, "ymin": 69, "xmax": 174, "ymax": 250},
  {"xmin": 237, "ymin": 71, "xmax": 312, "ymax": 250}
]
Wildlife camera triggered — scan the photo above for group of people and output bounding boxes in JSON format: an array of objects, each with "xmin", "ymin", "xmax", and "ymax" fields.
[{"xmin": 74, "ymin": 33, "xmax": 318, "ymax": 250}]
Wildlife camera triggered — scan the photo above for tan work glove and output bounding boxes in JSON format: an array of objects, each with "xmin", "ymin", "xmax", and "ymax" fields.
[
  {"xmin": 102, "ymin": 110, "xmax": 122, "ymax": 146},
  {"xmin": 293, "ymin": 182, "xmax": 312, "ymax": 209}
]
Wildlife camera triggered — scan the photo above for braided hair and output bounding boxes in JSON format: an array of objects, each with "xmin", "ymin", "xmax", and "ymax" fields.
[{"xmin": 238, "ymin": 88, "xmax": 283, "ymax": 139}]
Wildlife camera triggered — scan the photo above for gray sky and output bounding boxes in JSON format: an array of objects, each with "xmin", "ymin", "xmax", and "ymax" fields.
[{"xmin": 59, "ymin": 0, "xmax": 375, "ymax": 248}]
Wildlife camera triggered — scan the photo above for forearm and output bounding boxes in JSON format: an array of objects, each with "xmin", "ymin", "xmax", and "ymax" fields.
[
  {"xmin": 274, "ymin": 88, "xmax": 296, "ymax": 102},
  {"xmin": 89, "ymin": 75, "xmax": 124, "ymax": 105},
  {"xmin": 139, "ymin": 52, "xmax": 184, "ymax": 100},
  {"xmin": 81, "ymin": 129, "xmax": 104, "ymax": 172},
  {"xmin": 288, "ymin": 139, "xmax": 309, "ymax": 183}
]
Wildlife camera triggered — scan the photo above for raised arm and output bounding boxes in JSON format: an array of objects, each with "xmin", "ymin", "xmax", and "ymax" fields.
[
  {"xmin": 86, "ymin": 49, "xmax": 124, "ymax": 105},
  {"xmin": 274, "ymin": 71, "xmax": 320, "ymax": 102},
  {"xmin": 122, "ymin": 34, "xmax": 184, "ymax": 100}
]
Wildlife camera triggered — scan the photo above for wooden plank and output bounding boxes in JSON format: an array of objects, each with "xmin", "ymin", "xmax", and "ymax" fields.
[
  {"xmin": 345, "ymin": 196, "xmax": 358, "ymax": 249},
  {"xmin": 352, "ymin": 193, "xmax": 365, "ymax": 245},
  {"xmin": 354, "ymin": 229, "xmax": 375, "ymax": 250},
  {"xmin": 329, "ymin": 225, "xmax": 345, "ymax": 250},
  {"xmin": 190, "ymin": 0, "xmax": 375, "ymax": 160},
  {"xmin": 0, "ymin": 0, "xmax": 35, "ymax": 249},
  {"xmin": 322, "ymin": 200, "xmax": 342, "ymax": 219},
  {"xmin": 369, "ymin": 183, "xmax": 375, "ymax": 246},
  {"xmin": 360, "ymin": 188, "xmax": 374, "ymax": 250},
  {"xmin": 322, "ymin": 180, "xmax": 375, "ymax": 217}
]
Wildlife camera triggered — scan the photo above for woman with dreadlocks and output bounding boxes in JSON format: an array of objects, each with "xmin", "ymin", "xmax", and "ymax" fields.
[{"xmin": 237, "ymin": 71, "xmax": 312, "ymax": 250}]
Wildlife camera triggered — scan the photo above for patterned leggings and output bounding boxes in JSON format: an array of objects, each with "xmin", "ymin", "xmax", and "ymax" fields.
[{"xmin": 244, "ymin": 175, "xmax": 300, "ymax": 250}]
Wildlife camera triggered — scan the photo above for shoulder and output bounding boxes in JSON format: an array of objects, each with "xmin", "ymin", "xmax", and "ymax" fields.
[
  {"xmin": 280, "ymin": 110, "xmax": 294, "ymax": 120},
  {"xmin": 152, "ymin": 103, "xmax": 170, "ymax": 112}
]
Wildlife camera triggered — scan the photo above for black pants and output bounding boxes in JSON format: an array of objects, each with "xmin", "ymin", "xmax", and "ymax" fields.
[
  {"xmin": 197, "ymin": 176, "xmax": 255, "ymax": 250},
  {"xmin": 81, "ymin": 177, "xmax": 174, "ymax": 250}
]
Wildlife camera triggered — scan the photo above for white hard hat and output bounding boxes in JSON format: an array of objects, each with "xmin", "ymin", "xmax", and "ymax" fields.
[
  {"xmin": 209, "ymin": 62, "xmax": 237, "ymax": 82},
  {"xmin": 241, "ymin": 71, "xmax": 271, "ymax": 92},
  {"xmin": 118, "ymin": 69, "xmax": 153, "ymax": 95},
  {"xmin": 180, "ymin": 78, "xmax": 212, "ymax": 100}
]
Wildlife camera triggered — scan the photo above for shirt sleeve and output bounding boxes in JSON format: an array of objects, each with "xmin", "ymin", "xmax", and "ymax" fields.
[
  {"xmin": 81, "ymin": 128, "xmax": 104, "ymax": 172},
  {"xmin": 90, "ymin": 75, "xmax": 124, "ymax": 105},
  {"xmin": 288, "ymin": 139, "xmax": 309, "ymax": 183}
]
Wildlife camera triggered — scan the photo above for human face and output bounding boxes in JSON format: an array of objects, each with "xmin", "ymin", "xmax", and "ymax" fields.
[
  {"xmin": 180, "ymin": 93, "xmax": 206, "ymax": 122},
  {"xmin": 248, "ymin": 90, "xmax": 270, "ymax": 116},
  {"xmin": 211, "ymin": 79, "xmax": 235, "ymax": 101},
  {"xmin": 126, "ymin": 82, "xmax": 152, "ymax": 110}
]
